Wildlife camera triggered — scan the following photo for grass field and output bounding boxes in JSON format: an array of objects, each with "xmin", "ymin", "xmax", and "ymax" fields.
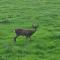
[{"xmin": 0, "ymin": 0, "xmax": 60, "ymax": 60}]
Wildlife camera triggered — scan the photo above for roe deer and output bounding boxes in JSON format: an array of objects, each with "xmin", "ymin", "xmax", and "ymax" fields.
[{"xmin": 14, "ymin": 24, "xmax": 39, "ymax": 42}]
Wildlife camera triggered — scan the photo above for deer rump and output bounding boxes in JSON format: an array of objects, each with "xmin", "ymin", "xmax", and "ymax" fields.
[{"xmin": 15, "ymin": 29, "xmax": 35, "ymax": 37}]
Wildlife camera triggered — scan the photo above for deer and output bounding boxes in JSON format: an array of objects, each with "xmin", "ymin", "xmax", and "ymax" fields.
[{"xmin": 14, "ymin": 24, "xmax": 39, "ymax": 42}]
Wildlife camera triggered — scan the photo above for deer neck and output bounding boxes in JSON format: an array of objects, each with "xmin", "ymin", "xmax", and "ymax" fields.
[{"xmin": 34, "ymin": 28, "xmax": 37, "ymax": 32}]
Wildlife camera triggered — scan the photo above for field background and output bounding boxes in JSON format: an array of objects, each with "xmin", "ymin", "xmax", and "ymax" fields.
[{"xmin": 0, "ymin": 0, "xmax": 60, "ymax": 60}]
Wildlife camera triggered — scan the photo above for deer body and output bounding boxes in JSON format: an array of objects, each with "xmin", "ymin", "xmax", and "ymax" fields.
[{"xmin": 14, "ymin": 24, "xmax": 38, "ymax": 42}]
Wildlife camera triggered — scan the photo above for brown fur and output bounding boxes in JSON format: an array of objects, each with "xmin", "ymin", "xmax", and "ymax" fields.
[{"xmin": 14, "ymin": 24, "xmax": 38, "ymax": 42}]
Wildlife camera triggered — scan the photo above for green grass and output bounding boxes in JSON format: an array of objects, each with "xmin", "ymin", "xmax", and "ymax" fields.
[{"xmin": 0, "ymin": 0, "xmax": 60, "ymax": 60}]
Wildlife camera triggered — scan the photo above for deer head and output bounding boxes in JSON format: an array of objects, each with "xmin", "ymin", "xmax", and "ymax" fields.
[{"xmin": 32, "ymin": 24, "xmax": 39, "ymax": 31}]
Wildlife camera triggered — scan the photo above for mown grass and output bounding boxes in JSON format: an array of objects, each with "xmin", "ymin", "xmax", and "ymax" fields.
[{"xmin": 0, "ymin": 0, "xmax": 60, "ymax": 60}]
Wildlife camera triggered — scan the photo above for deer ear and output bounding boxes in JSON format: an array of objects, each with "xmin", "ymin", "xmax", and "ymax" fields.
[
  {"xmin": 32, "ymin": 24, "xmax": 34, "ymax": 26},
  {"xmin": 32, "ymin": 24, "xmax": 36, "ymax": 27}
]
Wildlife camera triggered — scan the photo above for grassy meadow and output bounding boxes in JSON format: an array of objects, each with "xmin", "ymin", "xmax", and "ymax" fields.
[{"xmin": 0, "ymin": 0, "xmax": 60, "ymax": 60}]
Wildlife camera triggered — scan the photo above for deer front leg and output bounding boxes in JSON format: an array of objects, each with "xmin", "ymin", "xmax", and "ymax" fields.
[
  {"xmin": 30, "ymin": 37, "xmax": 31, "ymax": 41},
  {"xmin": 26, "ymin": 36, "xmax": 31, "ymax": 41},
  {"xmin": 14, "ymin": 35, "xmax": 18, "ymax": 42}
]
